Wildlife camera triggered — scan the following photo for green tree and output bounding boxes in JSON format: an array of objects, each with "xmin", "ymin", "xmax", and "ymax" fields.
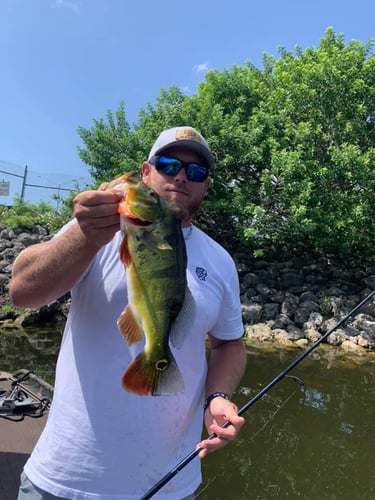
[
  {"xmin": 77, "ymin": 28, "xmax": 375, "ymax": 264},
  {"xmin": 77, "ymin": 102, "xmax": 141, "ymax": 183},
  {"xmin": 244, "ymin": 28, "xmax": 375, "ymax": 261}
]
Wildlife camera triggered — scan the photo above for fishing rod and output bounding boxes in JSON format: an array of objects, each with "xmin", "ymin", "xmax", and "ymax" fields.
[{"xmin": 140, "ymin": 289, "xmax": 375, "ymax": 500}]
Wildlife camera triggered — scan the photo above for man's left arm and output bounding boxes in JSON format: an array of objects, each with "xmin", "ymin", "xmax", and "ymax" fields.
[{"xmin": 198, "ymin": 333, "xmax": 247, "ymax": 458}]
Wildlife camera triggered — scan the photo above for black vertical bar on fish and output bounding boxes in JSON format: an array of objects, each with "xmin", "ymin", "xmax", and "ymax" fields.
[{"xmin": 139, "ymin": 290, "xmax": 375, "ymax": 500}]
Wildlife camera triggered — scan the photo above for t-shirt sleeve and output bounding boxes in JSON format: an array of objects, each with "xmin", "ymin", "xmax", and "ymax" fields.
[{"xmin": 210, "ymin": 261, "xmax": 244, "ymax": 340}]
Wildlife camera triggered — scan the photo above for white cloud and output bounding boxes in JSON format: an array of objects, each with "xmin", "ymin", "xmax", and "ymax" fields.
[
  {"xmin": 180, "ymin": 86, "xmax": 191, "ymax": 94},
  {"xmin": 55, "ymin": 0, "xmax": 81, "ymax": 14},
  {"xmin": 193, "ymin": 62, "xmax": 209, "ymax": 74}
]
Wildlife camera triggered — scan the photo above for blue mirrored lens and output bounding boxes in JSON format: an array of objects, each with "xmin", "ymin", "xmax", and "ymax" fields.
[
  {"xmin": 155, "ymin": 156, "xmax": 208, "ymax": 182},
  {"xmin": 186, "ymin": 164, "xmax": 208, "ymax": 181},
  {"xmin": 157, "ymin": 157, "xmax": 181, "ymax": 175}
]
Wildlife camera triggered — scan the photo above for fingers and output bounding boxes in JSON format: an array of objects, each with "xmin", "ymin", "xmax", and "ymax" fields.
[
  {"xmin": 73, "ymin": 189, "xmax": 123, "ymax": 218},
  {"xmin": 72, "ymin": 189, "xmax": 124, "ymax": 246},
  {"xmin": 198, "ymin": 400, "xmax": 245, "ymax": 459},
  {"xmin": 73, "ymin": 188, "xmax": 123, "ymax": 208},
  {"xmin": 198, "ymin": 416, "xmax": 245, "ymax": 459}
]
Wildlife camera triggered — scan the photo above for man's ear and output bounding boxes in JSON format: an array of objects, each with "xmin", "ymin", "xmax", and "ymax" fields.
[
  {"xmin": 141, "ymin": 161, "xmax": 150, "ymax": 181},
  {"xmin": 204, "ymin": 176, "xmax": 211, "ymax": 193}
]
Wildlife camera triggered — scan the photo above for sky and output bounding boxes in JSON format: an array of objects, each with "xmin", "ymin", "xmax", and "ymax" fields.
[{"xmin": 1, "ymin": 0, "xmax": 374, "ymax": 206}]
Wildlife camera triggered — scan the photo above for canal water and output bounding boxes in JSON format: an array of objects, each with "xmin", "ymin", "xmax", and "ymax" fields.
[{"xmin": 1, "ymin": 328, "xmax": 375, "ymax": 499}]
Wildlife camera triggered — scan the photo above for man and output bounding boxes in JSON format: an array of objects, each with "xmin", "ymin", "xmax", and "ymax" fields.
[{"xmin": 10, "ymin": 126, "xmax": 247, "ymax": 499}]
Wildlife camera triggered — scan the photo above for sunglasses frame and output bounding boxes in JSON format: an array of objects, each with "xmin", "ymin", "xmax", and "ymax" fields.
[{"xmin": 149, "ymin": 155, "xmax": 209, "ymax": 182}]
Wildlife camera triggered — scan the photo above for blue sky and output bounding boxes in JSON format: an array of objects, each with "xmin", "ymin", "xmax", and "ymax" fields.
[{"xmin": 1, "ymin": 0, "xmax": 374, "ymax": 206}]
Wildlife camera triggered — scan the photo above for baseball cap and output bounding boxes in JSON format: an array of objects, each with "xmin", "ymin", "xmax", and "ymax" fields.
[{"xmin": 148, "ymin": 126, "xmax": 215, "ymax": 169}]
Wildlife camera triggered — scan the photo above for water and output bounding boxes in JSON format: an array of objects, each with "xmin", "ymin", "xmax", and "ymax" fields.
[
  {"xmin": 0, "ymin": 327, "xmax": 62, "ymax": 384},
  {"xmin": 198, "ymin": 346, "xmax": 375, "ymax": 500},
  {"xmin": 1, "ymin": 329, "xmax": 375, "ymax": 499}
]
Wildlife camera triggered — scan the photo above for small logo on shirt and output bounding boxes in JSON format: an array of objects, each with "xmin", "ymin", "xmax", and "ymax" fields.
[{"xmin": 195, "ymin": 266, "xmax": 208, "ymax": 281}]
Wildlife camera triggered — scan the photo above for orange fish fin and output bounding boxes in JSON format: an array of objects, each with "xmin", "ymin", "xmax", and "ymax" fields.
[
  {"xmin": 106, "ymin": 172, "xmax": 137, "ymax": 190},
  {"xmin": 170, "ymin": 287, "xmax": 196, "ymax": 349},
  {"xmin": 117, "ymin": 306, "xmax": 143, "ymax": 345},
  {"xmin": 118, "ymin": 199, "xmax": 128, "ymax": 216},
  {"xmin": 122, "ymin": 351, "xmax": 185, "ymax": 396},
  {"xmin": 105, "ymin": 174, "xmax": 128, "ymax": 191},
  {"xmin": 119, "ymin": 235, "xmax": 132, "ymax": 267}
]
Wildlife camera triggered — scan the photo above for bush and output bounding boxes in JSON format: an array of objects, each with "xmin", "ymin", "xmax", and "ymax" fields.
[{"xmin": 0, "ymin": 195, "xmax": 72, "ymax": 234}]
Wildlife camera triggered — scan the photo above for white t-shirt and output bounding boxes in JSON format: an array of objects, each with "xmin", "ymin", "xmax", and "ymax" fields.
[{"xmin": 24, "ymin": 224, "xmax": 244, "ymax": 499}]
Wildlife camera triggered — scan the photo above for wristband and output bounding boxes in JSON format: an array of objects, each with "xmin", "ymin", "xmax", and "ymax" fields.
[{"xmin": 204, "ymin": 392, "xmax": 229, "ymax": 411}]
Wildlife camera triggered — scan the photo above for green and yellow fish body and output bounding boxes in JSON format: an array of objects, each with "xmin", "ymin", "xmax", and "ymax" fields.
[{"xmin": 107, "ymin": 172, "xmax": 192, "ymax": 396}]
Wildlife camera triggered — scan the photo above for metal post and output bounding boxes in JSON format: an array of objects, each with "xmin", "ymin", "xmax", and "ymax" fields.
[{"xmin": 20, "ymin": 165, "xmax": 28, "ymax": 201}]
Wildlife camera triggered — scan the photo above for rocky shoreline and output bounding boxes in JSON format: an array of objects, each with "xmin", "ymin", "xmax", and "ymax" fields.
[{"xmin": 1, "ymin": 225, "xmax": 374, "ymax": 354}]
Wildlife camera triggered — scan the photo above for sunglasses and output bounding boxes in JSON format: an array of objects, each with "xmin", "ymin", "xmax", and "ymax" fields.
[{"xmin": 149, "ymin": 155, "xmax": 209, "ymax": 182}]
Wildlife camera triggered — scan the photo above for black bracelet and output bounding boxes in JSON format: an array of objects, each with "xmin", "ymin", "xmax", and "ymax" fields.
[{"xmin": 204, "ymin": 392, "xmax": 229, "ymax": 411}]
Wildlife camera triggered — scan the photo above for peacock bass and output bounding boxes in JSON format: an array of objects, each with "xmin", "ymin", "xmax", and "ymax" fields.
[{"xmin": 106, "ymin": 172, "xmax": 194, "ymax": 396}]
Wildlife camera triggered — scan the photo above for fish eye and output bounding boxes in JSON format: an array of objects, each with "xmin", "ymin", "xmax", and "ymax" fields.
[{"xmin": 148, "ymin": 190, "xmax": 157, "ymax": 197}]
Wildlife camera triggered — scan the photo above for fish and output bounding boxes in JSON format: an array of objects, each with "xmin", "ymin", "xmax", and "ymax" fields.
[{"xmin": 106, "ymin": 172, "xmax": 193, "ymax": 396}]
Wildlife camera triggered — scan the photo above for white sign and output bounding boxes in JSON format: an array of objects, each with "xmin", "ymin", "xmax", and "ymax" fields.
[{"xmin": 0, "ymin": 181, "xmax": 10, "ymax": 196}]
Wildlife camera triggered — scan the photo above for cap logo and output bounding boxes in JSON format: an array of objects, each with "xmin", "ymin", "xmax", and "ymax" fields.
[{"xmin": 175, "ymin": 128, "xmax": 202, "ymax": 143}]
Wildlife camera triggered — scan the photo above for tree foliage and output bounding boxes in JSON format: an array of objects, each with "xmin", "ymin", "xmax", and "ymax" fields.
[
  {"xmin": 77, "ymin": 102, "xmax": 142, "ymax": 182},
  {"xmin": 77, "ymin": 28, "xmax": 375, "ymax": 264}
]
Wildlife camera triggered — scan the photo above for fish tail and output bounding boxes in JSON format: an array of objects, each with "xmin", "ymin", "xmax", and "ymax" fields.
[{"xmin": 122, "ymin": 351, "xmax": 184, "ymax": 396}]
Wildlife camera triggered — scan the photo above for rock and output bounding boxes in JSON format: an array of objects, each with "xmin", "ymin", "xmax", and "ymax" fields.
[
  {"xmin": 296, "ymin": 338, "xmax": 309, "ymax": 348},
  {"xmin": 261, "ymin": 302, "xmax": 279, "ymax": 320},
  {"xmin": 281, "ymin": 292, "xmax": 299, "ymax": 318},
  {"xmin": 280, "ymin": 270, "xmax": 304, "ymax": 289},
  {"xmin": 245, "ymin": 323, "xmax": 273, "ymax": 342},
  {"xmin": 241, "ymin": 273, "xmax": 258, "ymax": 288},
  {"xmin": 0, "ymin": 225, "xmax": 374, "ymax": 354},
  {"xmin": 341, "ymin": 340, "xmax": 366, "ymax": 353},
  {"xmin": 294, "ymin": 305, "xmax": 317, "ymax": 327},
  {"xmin": 357, "ymin": 335, "xmax": 373, "ymax": 348},
  {"xmin": 286, "ymin": 324, "xmax": 304, "ymax": 338},
  {"xmin": 267, "ymin": 313, "xmax": 294, "ymax": 330},
  {"xmin": 242, "ymin": 303, "xmax": 262, "ymax": 323},
  {"xmin": 14, "ymin": 309, "xmax": 42, "ymax": 328},
  {"xmin": 304, "ymin": 312, "xmax": 324, "ymax": 329},
  {"xmin": 304, "ymin": 328, "xmax": 322, "ymax": 343},
  {"xmin": 326, "ymin": 328, "xmax": 347, "ymax": 346},
  {"xmin": 273, "ymin": 328, "xmax": 303, "ymax": 346}
]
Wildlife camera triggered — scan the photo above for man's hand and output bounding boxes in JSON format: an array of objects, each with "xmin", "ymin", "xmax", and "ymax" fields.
[
  {"xmin": 73, "ymin": 187, "xmax": 124, "ymax": 249},
  {"xmin": 197, "ymin": 396, "xmax": 245, "ymax": 458}
]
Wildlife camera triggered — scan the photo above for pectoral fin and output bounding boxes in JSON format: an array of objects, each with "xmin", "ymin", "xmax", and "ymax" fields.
[
  {"xmin": 117, "ymin": 306, "xmax": 143, "ymax": 345},
  {"xmin": 119, "ymin": 235, "xmax": 132, "ymax": 267},
  {"xmin": 141, "ymin": 231, "xmax": 173, "ymax": 251}
]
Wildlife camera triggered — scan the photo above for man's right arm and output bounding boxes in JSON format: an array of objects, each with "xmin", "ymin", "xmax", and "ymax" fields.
[{"xmin": 9, "ymin": 188, "xmax": 123, "ymax": 308}]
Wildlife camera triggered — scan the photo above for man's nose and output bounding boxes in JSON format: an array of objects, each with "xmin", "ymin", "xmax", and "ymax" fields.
[{"xmin": 174, "ymin": 166, "xmax": 188, "ymax": 182}]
